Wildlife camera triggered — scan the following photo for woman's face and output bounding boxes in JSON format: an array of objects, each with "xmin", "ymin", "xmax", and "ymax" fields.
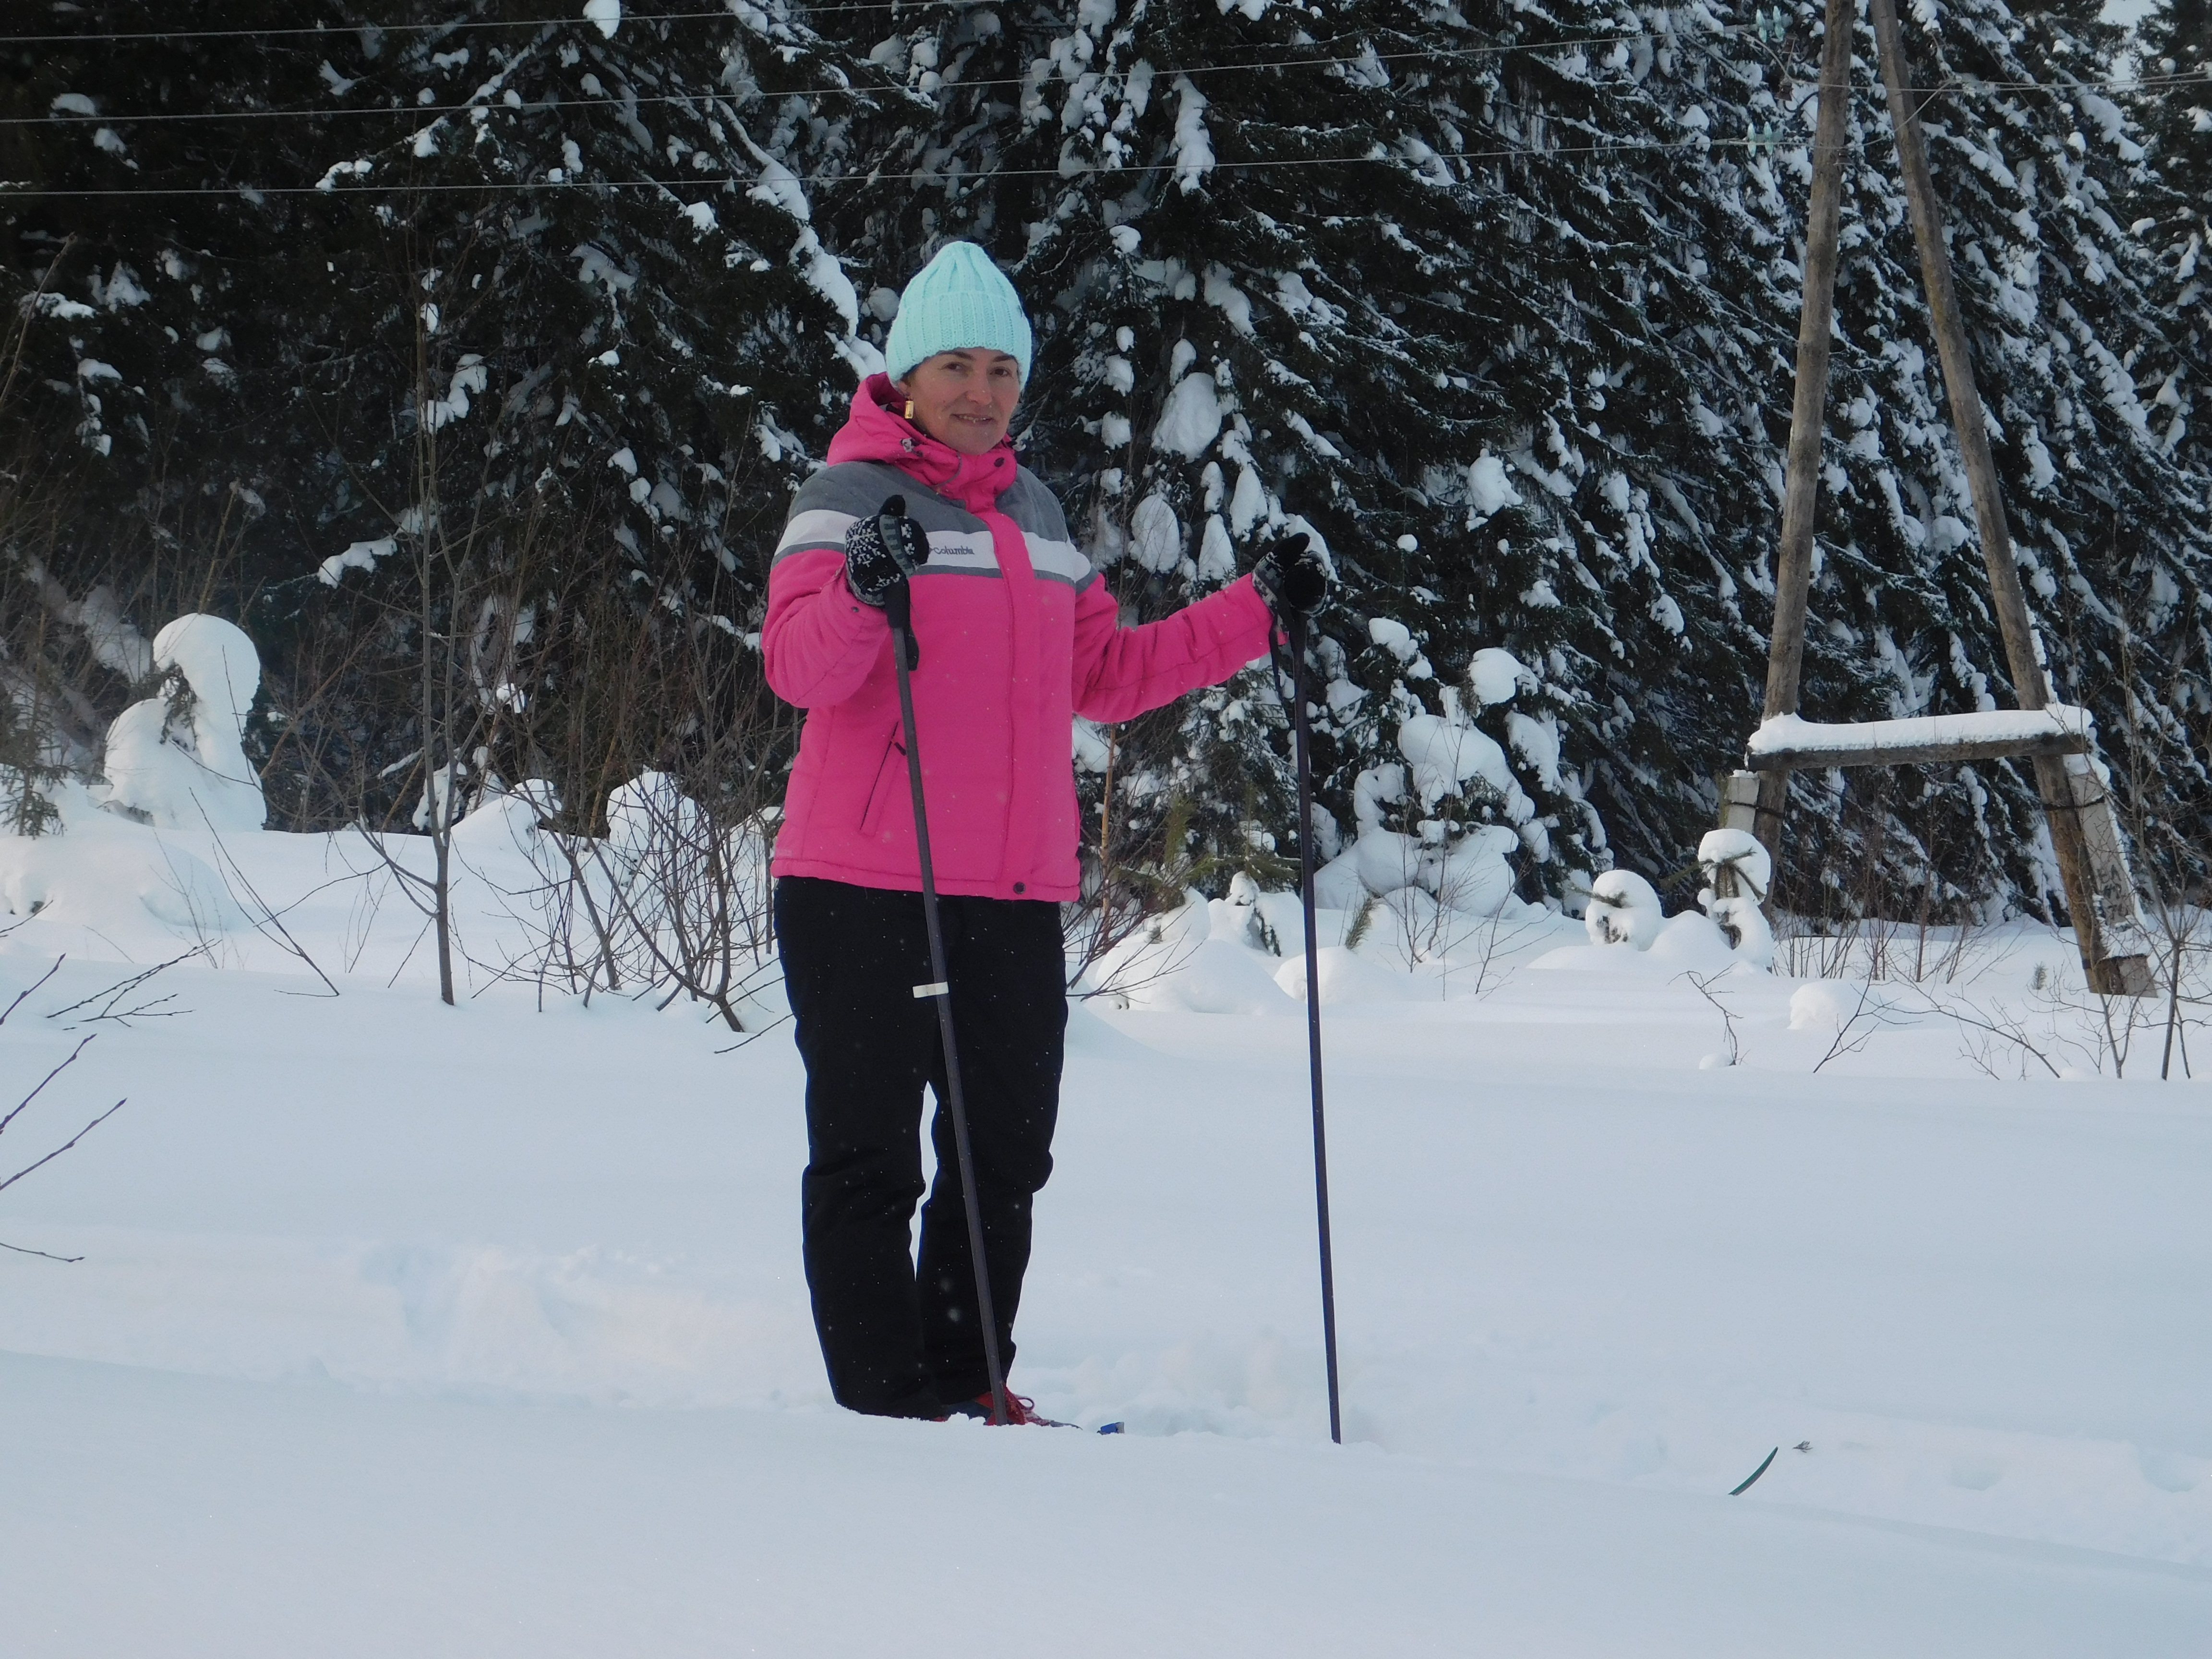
[{"xmin": 898, "ymin": 348, "xmax": 1022, "ymax": 455}]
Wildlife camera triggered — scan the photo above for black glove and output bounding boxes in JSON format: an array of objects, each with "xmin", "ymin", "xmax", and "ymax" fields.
[
  {"xmin": 843, "ymin": 495, "xmax": 931, "ymax": 607},
  {"xmin": 1252, "ymin": 530, "xmax": 1330, "ymax": 619}
]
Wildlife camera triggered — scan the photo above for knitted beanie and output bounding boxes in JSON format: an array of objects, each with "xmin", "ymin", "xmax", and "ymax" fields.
[{"xmin": 884, "ymin": 242, "xmax": 1033, "ymax": 385}]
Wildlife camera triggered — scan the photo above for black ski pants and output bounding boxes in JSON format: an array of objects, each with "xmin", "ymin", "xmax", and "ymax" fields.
[{"xmin": 775, "ymin": 875, "xmax": 1067, "ymax": 1418}]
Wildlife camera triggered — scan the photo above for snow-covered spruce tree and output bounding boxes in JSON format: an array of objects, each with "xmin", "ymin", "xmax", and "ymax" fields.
[
  {"xmin": 2125, "ymin": 0, "xmax": 2212, "ymax": 885},
  {"xmin": 1501, "ymin": 0, "xmax": 1951, "ymax": 909},
  {"xmin": 813, "ymin": 0, "xmax": 1707, "ymax": 915},
  {"xmin": 2133, "ymin": 0, "xmax": 2212, "ymax": 207},
  {"xmin": 2, "ymin": 2, "xmax": 887, "ymax": 829},
  {"xmin": 1391, "ymin": 0, "xmax": 1833, "ymax": 897}
]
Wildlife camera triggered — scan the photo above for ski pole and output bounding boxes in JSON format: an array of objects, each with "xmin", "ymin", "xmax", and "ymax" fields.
[
  {"xmin": 880, "ymin": 500, "xmax": 1011, "ymax": 1428},
  {"xmin": 1283, "ymin": 610, "xmax": 1343, "ymax": 1445}
]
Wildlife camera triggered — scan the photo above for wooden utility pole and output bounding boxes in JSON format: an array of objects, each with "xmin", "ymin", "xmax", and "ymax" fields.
[
  {"xmin": 1733, "ymin": 0, "xmax": 2150, "ymax": 994},
  {"xmin": 1752, "ymin": 0, "xmax": 1857, "ymax": 864},
  {"xmin": 1866, "ymin": 0, "xmax": 2148, "ymax": 994}
]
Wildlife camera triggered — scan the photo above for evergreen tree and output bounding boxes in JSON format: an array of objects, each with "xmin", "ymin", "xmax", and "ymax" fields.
[
  {"xmin": 2, "ymin": 1, "xmax": 884, "ymax": 825},
  {"xmin": 2134, "ymin": 0, "xmax": 2212, "ymax": 204},
  {"xmin": 816, "ymin": 0, "xmax": 1682, "ymax": 910}
]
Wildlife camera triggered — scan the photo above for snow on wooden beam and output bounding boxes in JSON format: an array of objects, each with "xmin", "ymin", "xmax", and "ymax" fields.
[{"xmin": 1746, "ymin": 707, "xmax": 2092, "ymax": 773}]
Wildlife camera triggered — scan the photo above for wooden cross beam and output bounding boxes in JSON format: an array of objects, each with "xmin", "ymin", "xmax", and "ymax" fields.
[{"xmin": 1744, "ymin": 709, "xmax": 2091, "ymax": 774}]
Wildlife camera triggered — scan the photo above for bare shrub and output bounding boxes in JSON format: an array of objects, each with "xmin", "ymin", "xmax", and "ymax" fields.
[{"xmin": 0, "ymin": 951, "xmax": 128, "ymax": 1262}]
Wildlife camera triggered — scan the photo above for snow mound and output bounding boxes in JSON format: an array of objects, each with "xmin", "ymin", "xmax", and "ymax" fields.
[
  {"xmin": 1087, "ymin": 894, "xmax": 1272, "ymax": 1014},
  {"xmin": 1273, "ymin": 944, "xmax": 1424, "ymax": 1005},
  {"xmin": 1583, "ymin": 870, "xmax": 1662, "ymax": 949},
  {"xmin": 1121, "ymin": 936, "xmax": 1295, "ymax": 1015},
  {"xmin": 1645, "ymin": 910, "xmax": 1739, "ymax": 972},
  {"xmin": 1788, "ymin": 980, "xmax": 1919, "ymax": 1032},
  {"xmin": 1352, "ymin": 824, "xmax": 1422, "ymax": 899},
  {"xmin": 1312, "ymin": 848, "xmax": 1368, "ymax": 911},
  {"xmin": 0, "ymin": 811, "xmax": 246, "ymax": 945},
  {"xmin": 450, "ymin": 785, "xmax": 559, "ymax": 852}
]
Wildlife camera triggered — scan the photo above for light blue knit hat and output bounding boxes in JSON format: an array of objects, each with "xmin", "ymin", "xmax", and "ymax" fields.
[{"xmin": 884, "ymin": 242, "xmax": 1033, "ymax": 385}]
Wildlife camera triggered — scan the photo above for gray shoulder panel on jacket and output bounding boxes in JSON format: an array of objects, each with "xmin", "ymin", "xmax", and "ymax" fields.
[
  {"xmin": 778, "ymin": 463, "xmax": 982, "ymax": 569},
  {"xmin": 789, "ymin": 461, "xmax": 914, "ymax": 521},
  {"xmin": 1008, "ymin": 465, "xmax": 1072, "ymax": 541}
]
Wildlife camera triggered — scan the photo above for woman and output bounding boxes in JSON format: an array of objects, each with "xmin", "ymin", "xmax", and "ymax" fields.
[{"xmin": 762, "ymin": 241, "xmax": 1327, "ymax": 1422}]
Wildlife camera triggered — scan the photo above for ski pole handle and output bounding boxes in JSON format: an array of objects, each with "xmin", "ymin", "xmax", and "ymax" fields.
[
  {"xmin": 884, "ymin": 571, "xmax": 919, "ymax": 672},
  {"xmin": 878, "ymin": 496, "xmax": 924, "ymax": 670}
]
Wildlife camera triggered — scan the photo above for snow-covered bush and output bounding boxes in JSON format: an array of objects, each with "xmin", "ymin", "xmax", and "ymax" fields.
[
  {"xmin": 96, "ymin": 616, "xmax": 265, "ymax": 834},
  {"xmin": 1080, "ymin": 886, "xmax": 1299, "ymax": 1014},
  {"xmin": 1584, "ymin": 871, "xmax": 1663, "ymax": 950},
  {"xmin": 1207, "ymin": 871, "xmax": 1281, "ymax": 956},
  {"xmin": 1697, "ymin": 830, "xmax": 1775, "ymax": 969},
  {"xmin": 1581, "ymin": 848, "xmax": 1776, "ymax": 968},
  {"xmin": 1315, "ymin": 673, "xmax": 1545, "ymax": 918}
]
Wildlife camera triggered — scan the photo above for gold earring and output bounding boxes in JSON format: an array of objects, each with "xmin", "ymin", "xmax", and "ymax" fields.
[{"xmin": 904, "ymin": 399, "xmax": 916, "ymax": 420}]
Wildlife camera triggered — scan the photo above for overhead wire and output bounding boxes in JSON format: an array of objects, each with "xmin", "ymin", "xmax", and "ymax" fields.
[
  {"xmin": 0, "ymin": 8, "xmax": 2178, "ymax": 200},
  {"xmin": 12, "ymin": 33, "xmax": 1715, "ymax": 126},
  {"xmin": 0, "ymin": 5, "xmax": 902, "ymax": 47},
  {"xmin": 0, "ymin": 132, "xmax": 1815, "ymax": 199},
  {"xmin": 0, "ymin": 60, "xmax": 2108, "ymax": 203},
  {"xmin": 9, "ymin": 0, "xmax": 2195, "ymax": 84},
  {"xmin": 0, "ymin": 13, "xmax": 1791, "ymax": 196},
  {"xmin": 12, "ymin": 28, "xmax": 2203, "ymax": 131},
  {"xmin": 0, "ymin": 7, "xmax": 1843, "ymax": 51}
]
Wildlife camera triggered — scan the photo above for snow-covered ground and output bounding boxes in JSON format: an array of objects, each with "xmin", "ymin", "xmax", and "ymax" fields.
[{"xmin": 4, "ymin": 810, "xmax": 2210, "ymax": 1654}]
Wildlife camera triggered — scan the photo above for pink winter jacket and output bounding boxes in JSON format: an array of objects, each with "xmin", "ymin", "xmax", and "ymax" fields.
[{"xmin": 763, "ymin": 375, "xmax": 1276, "ymax": 903}]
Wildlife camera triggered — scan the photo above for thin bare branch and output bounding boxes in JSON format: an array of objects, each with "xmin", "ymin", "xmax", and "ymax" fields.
[
  {"xmin": 0, "ymin": 1096, "xmax": 126, "ymax": 1197},
  {"xmin": 193, "ymin": 799, "xmax": 346, "ymax": 996},
  {"xmin": 0, "ymin": 1238, "xmax": 85, "ymax": 1263},
  {"xmin": 41, "ymin": 950, "xmax": 202, "ymax": 1026},
  {"xmin": 0, "ymin": 955, "xmax": 62, "ymax": 1026},
  {"xmin": 0, "ymin": 1033, "xmax": 93, "ymax": 1138}
]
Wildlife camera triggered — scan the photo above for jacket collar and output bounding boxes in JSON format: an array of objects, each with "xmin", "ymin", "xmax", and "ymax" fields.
[{"xmin": 827, "ymin": 373, "xmax": 1019, "ymax": 515}]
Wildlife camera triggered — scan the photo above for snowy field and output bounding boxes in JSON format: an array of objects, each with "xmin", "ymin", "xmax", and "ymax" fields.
[{"xmin": 4, "ymin": 805, "xmax": 2211, "ymax": 1656}]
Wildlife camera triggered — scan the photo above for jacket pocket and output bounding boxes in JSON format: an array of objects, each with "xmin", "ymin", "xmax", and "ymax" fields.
[{"xmin": 859, "ymin": 730, "xmax": 907, "ymax": 840}]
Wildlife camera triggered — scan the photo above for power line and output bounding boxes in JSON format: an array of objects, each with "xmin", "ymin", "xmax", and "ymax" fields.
[
  {"xmin": 19, "ymin": 89, "xmax": 890, "ymax": 130},
  {"xmin": 12, "ymin": 34, "xmax": 1691, "ymax": 128},
  {"xmin": 0, "ymin": 10, "xmax": 1725, "ymax": 51},
  {"xmin": 17, "ymin": 34, "xmax": 2203, "ymax": 132},
  {"xmin": 0, "ymin": 132, "xmax": 1837, "ymax": 201},
  {"xmin": 0, "ymin": 6, "xmax": 897, "ymax": 48},
  {"xmin": 0, "ymin": 9, "xmax": 1808, "ymax": 53},
  {"xmin": 7, "ymin": 0, "xmax": 2184, "ymax": 106}
]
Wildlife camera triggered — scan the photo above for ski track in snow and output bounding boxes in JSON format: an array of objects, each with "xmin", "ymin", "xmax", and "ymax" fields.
[{"xmin": 3, "ymin": 817, "xmax": 2210, "ymax": 1651}]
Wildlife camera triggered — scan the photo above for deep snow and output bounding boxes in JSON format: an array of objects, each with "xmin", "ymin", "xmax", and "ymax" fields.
[{"xmin": 3, "ymin": 808, "xmax": 2210, "ymax": 1653}]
